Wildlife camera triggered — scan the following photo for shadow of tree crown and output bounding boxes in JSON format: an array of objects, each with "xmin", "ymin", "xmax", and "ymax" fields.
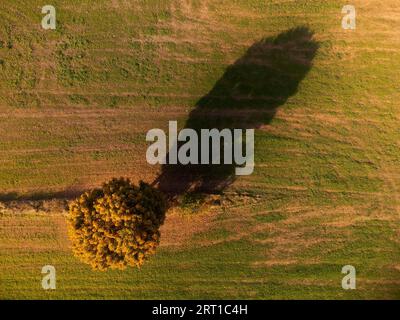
[{"xmin": 154, "ymin": 26, "xmax": 319, "ymax": 198}]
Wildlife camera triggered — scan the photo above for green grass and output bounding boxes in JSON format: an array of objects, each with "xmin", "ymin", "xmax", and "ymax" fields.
[
  {"xmin": 1, "ymin": 208, "xmax": 399, "ymax": 299},
  {"xmin": 0, "ymin": 0, "xmax": 400, "ymax": 299}
]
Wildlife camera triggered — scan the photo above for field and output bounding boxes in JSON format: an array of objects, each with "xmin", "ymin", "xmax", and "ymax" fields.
[{"xmin": 0, "ymin": 0, "xmax": 400, "ymax": 299}]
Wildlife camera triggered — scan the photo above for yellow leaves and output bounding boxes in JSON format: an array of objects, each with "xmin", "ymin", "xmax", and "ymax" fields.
[{"xmin": 67, "ymin": 177, "xmax": 167, "ymax": 271}]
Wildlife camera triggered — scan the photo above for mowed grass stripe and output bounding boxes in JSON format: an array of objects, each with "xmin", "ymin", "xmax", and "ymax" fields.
[
  {"xmin": 0, "ymin": 0, "xmax": 399, "ymax": 299},
  {"xmin": 2, "ymin": 193, "xmax": 400, "ymax": 299}
]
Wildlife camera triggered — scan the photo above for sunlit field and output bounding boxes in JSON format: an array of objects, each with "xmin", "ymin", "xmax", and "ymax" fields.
[{"xmin": 0, "ymin": 0, "xmax": 399, "ymax": 299}]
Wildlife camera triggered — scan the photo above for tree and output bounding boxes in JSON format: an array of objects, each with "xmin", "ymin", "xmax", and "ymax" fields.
[{"xmin": 68, "ymin": 178, "xmax": 166, "ymax": 270}]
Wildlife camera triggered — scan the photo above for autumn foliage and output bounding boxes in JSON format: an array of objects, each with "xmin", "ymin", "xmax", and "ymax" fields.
[{"xmin": 68, "ymin": 178, "xmax": 167, "ymax": 271}]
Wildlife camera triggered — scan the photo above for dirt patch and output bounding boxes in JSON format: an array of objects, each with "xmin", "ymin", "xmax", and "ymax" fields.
[{"xmin": 159, "ymin": 207, "xmax": 216, "ymax": 248}]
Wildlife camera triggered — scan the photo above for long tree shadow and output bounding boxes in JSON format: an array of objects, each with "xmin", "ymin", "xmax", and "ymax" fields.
[{"xmin": 154, "ymin": 27, "xmax": 319, "ymax": 199}]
